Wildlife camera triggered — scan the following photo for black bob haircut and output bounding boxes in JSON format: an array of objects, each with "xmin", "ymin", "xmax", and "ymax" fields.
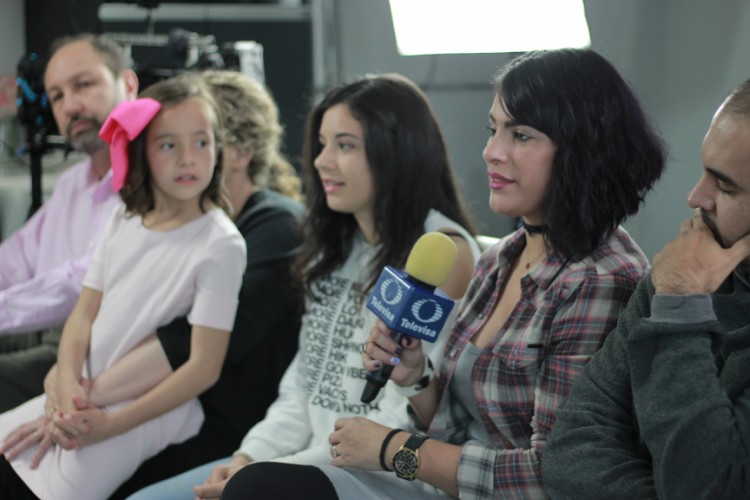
[{"xmin": 495, "ymin": 48, "xmax": 667, "ymax": 261}]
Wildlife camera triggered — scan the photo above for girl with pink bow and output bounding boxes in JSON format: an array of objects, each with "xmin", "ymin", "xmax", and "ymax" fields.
[{"xmin": 0, "ymin": 76, "xmax": 246, "ymax": 500}]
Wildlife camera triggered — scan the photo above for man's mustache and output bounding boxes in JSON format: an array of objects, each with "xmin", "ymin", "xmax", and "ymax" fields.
[
  {"xmin": 66, "ymin": 116, "xmax": 100, "ymax": 137},
  {"xmin": 699, "ymin": 208, "xmax": 725, "ymax": 248}
]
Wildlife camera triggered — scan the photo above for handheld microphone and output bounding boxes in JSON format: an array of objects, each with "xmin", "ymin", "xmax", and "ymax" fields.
[{"xmin": 360, "ymin": 232, "xmax": 458, "ymax": 404}]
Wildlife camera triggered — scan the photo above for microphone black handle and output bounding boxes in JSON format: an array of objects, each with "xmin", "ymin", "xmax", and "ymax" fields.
[{"xmin": 361, "ymin": 331, "xmax": 403, "ymax": 403}]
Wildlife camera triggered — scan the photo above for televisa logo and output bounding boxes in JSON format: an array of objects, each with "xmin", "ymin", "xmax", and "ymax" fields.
[{"xmin": 366, "ymin": 266, "xmax": 454, "ymax": 342}]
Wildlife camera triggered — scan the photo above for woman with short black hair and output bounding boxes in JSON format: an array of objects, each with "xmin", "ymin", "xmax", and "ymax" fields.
[{"xmin": 223, "ymin": 48, "xmax": 666, "ymax": 499}]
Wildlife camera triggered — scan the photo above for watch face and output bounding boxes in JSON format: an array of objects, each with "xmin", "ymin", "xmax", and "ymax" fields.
[{"xmin": 393, "ymin": 449, "xmax": 419, "ymax": 479}]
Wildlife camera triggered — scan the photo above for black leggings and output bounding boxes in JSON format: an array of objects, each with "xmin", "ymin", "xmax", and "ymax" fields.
[
  {"xmin": 221, "ymin": 462, "xmax": 338, "ymax": 500},
  {"xmin": 0, "ymin": 455, "xmax": 38, "ymax": 499}
]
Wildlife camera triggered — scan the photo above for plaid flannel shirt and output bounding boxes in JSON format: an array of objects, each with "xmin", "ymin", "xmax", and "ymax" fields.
[{"xmin": 427, "ymin": 227, "xmax": 649, "ymax": 499}]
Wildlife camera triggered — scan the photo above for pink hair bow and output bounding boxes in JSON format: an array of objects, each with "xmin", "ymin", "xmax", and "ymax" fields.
[{"xmin": 99, "ymin": 98, "xmax": 162, "ymax": 192}]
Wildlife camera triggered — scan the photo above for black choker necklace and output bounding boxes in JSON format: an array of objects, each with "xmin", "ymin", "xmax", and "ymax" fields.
[{"xmin": 520, "ymin": 220, "xmax": 548, "ymax": 234}]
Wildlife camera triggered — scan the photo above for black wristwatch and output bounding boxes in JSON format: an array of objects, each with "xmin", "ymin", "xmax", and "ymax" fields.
[{"xmin": 392, "ymin": 433, "xmax": 429, "ymax": 480}]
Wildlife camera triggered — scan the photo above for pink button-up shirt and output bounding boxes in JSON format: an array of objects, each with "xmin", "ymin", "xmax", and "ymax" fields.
[{"xmin": 0, "ymin": 159, "xmax": 121, "ymax": 333}]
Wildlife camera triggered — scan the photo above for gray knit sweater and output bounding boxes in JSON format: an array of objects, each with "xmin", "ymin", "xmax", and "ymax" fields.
[{"xmin": 542, "ymin": 271, "xmax": 750, "ymax": 499}]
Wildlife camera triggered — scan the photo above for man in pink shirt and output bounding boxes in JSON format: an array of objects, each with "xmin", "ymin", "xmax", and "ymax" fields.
[{"xmin": 0, "ymin": 33, "xmax": 138, "ymax": 410}]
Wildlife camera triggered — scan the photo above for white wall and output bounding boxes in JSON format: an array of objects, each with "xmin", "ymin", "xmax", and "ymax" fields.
[
  {"xmin": 590, "ymin": 0, "xmax": 750, "ymax": 259},
  {"xmin": 0, "ymin": 0, "xmax": 25, "ymax": 74},
  {"xmin": 331, "ymin": 0, "xmax": 750, "ymax": 258},
  {"xmin": 0, "ymin": 0, "xmax": 25, "ymax": 170}
]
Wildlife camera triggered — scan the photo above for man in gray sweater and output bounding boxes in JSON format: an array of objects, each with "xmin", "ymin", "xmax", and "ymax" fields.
[{"xmin": 542, "ymin": 78, "xmax": 750, "ymax": 499}]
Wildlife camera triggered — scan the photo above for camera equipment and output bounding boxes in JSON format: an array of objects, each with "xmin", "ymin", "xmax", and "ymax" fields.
[
  {"xmin": 14, "ymin": 3, "xmax": 264, "ymax": 218},
  {"xmin": 16, "ymin": 53, "xmax": 63, "ymax": 217},
  {"xmin": 109, "ymin": 29, "xmax": 264, "ymax": 90}
]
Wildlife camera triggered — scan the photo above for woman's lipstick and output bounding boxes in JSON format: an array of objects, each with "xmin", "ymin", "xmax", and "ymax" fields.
[{"xmin": 488, "ymin": 171, "xmax": 514, "ymax": 190}]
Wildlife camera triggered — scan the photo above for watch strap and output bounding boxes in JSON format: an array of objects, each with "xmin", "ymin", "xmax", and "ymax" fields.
[{"xmin": 403, "ymin": 433, "xmax": 429, "ymax": 451}]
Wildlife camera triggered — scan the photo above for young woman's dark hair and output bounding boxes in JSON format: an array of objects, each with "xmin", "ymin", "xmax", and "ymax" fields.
[
  {"xmin": 297, "ymin": 73, "xmax": 476, "ymax": 295},
  {"xmin": 123, "ymin": 75, "xmax": 231, "ymax": 217},
  {"xmin": 495, "ymin": 48, "xmax": 667, "ymax": 260}
]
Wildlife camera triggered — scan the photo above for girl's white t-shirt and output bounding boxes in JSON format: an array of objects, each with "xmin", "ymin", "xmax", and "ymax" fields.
[{"xmin": 0, "ymin": 205, "xmax": 246, "ymax": 500}]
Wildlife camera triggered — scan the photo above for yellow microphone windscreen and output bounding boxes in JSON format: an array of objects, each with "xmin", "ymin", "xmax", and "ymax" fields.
[{"xmin": 404, "ymin": 232, "xmax": 458, "ymax": 288}]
